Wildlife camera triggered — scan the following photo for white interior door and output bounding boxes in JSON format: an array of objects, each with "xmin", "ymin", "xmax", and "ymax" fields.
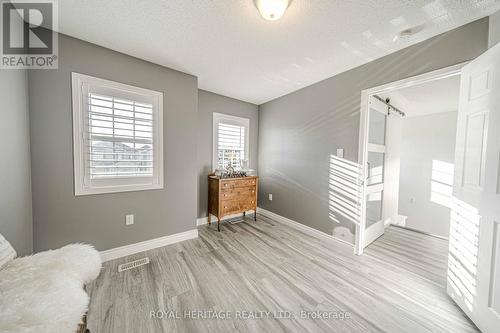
[
  {"xmin": 358, "ymin": 96, "xmax": 388, "ymax": 252},
  {"xmin": 447, "ymin": 42, "xmax": 500, "ymax": 333}
]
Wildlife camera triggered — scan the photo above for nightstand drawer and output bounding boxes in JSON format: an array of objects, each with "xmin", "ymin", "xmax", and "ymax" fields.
[
  {"xmin": 220, "ymin": 186, "xmax": 256, "ymax": 199},
  {"xmin": 220, "ymin": 178, "xmax": 257, "ymax": 190},
  {"xmin": 220, "ymin": 200, "xmax": 241, "ymax": 215},
  {"xmin": 221, "ymin": 199, "xmax": 256, "ymax": 215},
  {"xmin": 240, "ymin": 200, "xmax": 257, "ymax": 212}
]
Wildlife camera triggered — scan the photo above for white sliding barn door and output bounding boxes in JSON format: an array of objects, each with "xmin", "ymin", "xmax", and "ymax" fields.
[
  {"xmin": 447, "ymin": 43, "xmax": 500, "ymax": 332},
  {"xmin": 356, "ymin": 96, "xmax": 388, "ymax": 253}
]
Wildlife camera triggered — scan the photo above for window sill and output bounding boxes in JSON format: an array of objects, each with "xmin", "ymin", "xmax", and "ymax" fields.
[{"xmin": 75, "ymin": 183, "xmax": 164, "ymax": 196}]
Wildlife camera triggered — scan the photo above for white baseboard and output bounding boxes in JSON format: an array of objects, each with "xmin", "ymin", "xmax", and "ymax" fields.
[
  {"xmin": 100, "ymin": 229, "xmax": 198, "ymax": 262},
  {"xmin": 197, "ymin": 210, "xmax": 255, "ymax": 226},
  {"xmin": 257, "ymin": 207, "xmax": 354, "ymax": 247}
]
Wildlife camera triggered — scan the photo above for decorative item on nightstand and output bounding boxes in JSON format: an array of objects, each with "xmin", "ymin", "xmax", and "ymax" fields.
[{"xmin": 207, "ymin": 174, "xmax": 258, "ymax": 232}]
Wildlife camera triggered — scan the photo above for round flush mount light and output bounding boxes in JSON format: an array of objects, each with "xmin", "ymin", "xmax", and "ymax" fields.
[{"xmin": 255, "ymin": 0, "xmax": 291, "ymax": 21}]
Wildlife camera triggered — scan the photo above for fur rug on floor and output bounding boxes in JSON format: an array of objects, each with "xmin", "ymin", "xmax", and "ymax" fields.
[{"xmin": 0, "ymin": 244, "xmax": 101, "ymax": 333}]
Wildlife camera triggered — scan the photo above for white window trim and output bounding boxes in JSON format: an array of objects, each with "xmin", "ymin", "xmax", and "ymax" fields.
[
  {"xmin": 72, "ymin": 72, "xmax": 164, "ymax": 196},
  {"xmin": 212, "ymin": 112, "xmax": 250, "ymax": 170}
]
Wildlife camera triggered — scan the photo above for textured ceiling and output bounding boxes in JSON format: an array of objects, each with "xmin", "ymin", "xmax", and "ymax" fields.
[
  {"xmin": 56, "ymin": 0, "xmax": 500, "ymax": 104},
  {"xmin": 379, "ymin": 75, "xmax": 460, "ymax": 117}
]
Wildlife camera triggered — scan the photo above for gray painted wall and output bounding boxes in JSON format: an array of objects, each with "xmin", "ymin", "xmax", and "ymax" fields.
[
  {"xmin": 490, "ymin": 10, "xmax": 500, "ymax": 47},
  {"xmin": 29, "ymin": 33, "xmax": 198, "ymax": 252},
  {"xmin": 197, "ymin": 90, "xmax": 259, "ymax": 218},
  {"xmin": 0, "ymin": 70, "xmax": 33, "ymax": 256},
  {"xmin": 258, "ymin": 18, "xmax": 489, "ymax": 243},
  {"xmin": 398, "ymin": 112, "xmax": 458, "ymax": 238}
]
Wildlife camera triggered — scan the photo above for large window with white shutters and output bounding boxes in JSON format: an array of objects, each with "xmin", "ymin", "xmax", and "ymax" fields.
[
  {"xmin": 72, "ymin": 73, "xmax": 164, "ymax": 195},
  {"xmin": 212, "ymin": 113, "xmax": 250, "ymax": 170}
]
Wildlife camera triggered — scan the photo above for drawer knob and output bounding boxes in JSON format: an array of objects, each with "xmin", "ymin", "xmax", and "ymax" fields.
[
  {"xmin": 224, "ymin": 194, "xmax": 227, "ymax": 197},
  {"xmin": 224, "ymin": 206, "xmax": 228, "ymax": 209}
]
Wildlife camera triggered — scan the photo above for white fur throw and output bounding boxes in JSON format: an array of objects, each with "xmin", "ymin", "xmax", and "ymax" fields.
[
  {"xmin": 0, "ymin": 244, "xmax": 102, "ymax": 333},
  {"xmin": 0, "ymin": 233, "xmax": 16, "ymax": 269}
]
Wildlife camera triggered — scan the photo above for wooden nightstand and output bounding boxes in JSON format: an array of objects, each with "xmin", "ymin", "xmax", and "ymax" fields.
[{"xmin": 207, "ymin": 176, "xmax": 258, "ymax": 231}]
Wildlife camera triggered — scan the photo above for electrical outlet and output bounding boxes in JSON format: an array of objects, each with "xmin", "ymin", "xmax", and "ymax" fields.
[
  {"xmin": 268, "ymin": 194, "xmax": 273, "ymax": 201},
  {"xmin": 336, "ymin": 148, "xmax": 344, "ymax": 158},
  {"xmin": 125, "ymin": 214, "xmax": 134, "ymax": 225}
]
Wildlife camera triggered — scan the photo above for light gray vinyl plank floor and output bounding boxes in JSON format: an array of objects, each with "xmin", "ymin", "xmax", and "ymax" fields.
[{"xmin": 86, "ymin": 216, "xmax": 479, "ymax": 333}]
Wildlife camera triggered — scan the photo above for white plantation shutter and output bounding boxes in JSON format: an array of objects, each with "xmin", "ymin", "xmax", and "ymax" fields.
[
  {"xmin": 213, "ymin": 113, "xmax": 249, "ymax": 170},
  {"xmin": 217, "ymin": 122, "xmax": 245, "ymax": 169},
  {"xmin": 72, "ymin": 73, "xmax": 164, "ymax": 195},
  {"xmin": 87, "ymin": 93, "xmax": 154, "ymax": 178}
]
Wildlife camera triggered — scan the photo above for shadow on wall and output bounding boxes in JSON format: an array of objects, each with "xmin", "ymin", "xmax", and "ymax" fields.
[
  {"xmin": 431, "ymin": 160, "xmax": 454, "ymax": 208},
  {"xmin": 328, "ymin": 155, "xmax": 362, "ymax": 243},
  {"xmin": 447, "ymin": 196, "xmax": 479, "ymax": 312}
]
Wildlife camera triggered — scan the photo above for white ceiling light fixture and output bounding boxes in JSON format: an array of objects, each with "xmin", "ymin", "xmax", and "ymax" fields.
[{"xmin": 255, "ymin": 0, "xmax": 290, "ymax": 21}]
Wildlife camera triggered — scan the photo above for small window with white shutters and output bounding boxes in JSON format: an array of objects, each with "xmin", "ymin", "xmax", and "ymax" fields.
[
  {"xmin": 72, "ymin": 73, "xmax": 164, "ymax": 195},
  {"xmin": 213, "ymin": 113, "xmax": 249, "ymax": 170}
]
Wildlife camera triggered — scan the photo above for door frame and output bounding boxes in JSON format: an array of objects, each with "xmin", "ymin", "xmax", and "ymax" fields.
[{"xmin": 355, "ymin": 62, "xmax": 467, "ymax": 255}]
